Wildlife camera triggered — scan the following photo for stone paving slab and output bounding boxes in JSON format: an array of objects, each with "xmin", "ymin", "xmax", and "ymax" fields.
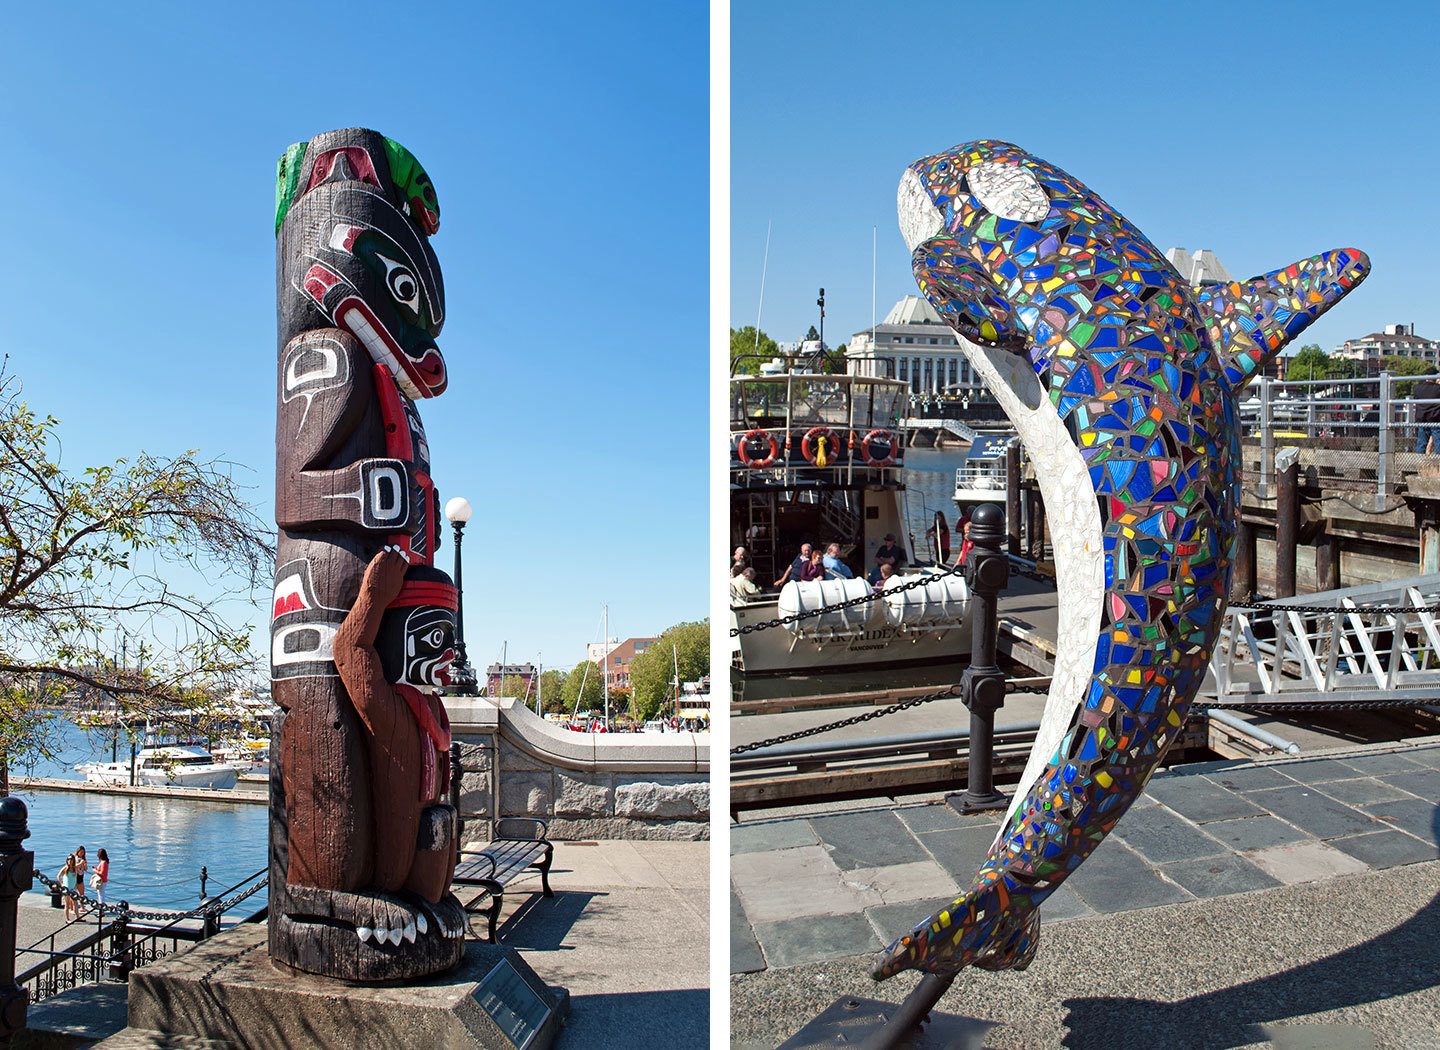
[{"xmin": 731, "ymin": 743, "xmax": 1440, "ymax": 975}]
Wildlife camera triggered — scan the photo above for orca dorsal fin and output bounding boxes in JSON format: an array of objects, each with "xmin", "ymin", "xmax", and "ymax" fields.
[{"xmin": 1195, "ymin": 248, "xmax": 1370, "ymax": 391}]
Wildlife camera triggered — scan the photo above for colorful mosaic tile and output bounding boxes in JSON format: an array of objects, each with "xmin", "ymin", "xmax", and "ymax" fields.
[{"xmin": 876, "ymin": 140, "xmax": 1369, "ymax": 980}]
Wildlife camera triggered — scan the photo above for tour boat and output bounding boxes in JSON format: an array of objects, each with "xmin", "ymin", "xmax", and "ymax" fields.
[{"xmin": 729, "ymin": 363, "xmax": 972, "ymax": 674}]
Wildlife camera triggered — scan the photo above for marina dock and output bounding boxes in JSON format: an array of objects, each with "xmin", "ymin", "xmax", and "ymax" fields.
[{"xmin": 13, "ymin": 776, "xmax": 267, "ymax": 805}]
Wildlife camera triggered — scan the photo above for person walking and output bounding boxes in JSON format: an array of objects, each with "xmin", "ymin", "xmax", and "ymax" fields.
[
  {"xmin": 92, "ymin": 848, "xmax": 110, "ymax": 906},
  {"xmin": 59, "ymin": 854, "xmax": 79, "ymax": 921}
]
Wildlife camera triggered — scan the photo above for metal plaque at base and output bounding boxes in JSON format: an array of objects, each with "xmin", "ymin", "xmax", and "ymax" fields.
[
  {"xmin": 777, "ymin": 996, "xmax": 995, "ymax": 1049},
  {"xmin": 472, "ymin": 955, "xmax": 567, "ymax": 1050}
]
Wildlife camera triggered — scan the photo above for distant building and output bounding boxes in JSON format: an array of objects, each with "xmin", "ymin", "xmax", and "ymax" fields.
[
  {"xmin": 591, "ymin": 636, "xmax": 658, "ymax": 692},
  {"xmin": 845, "ymin": 296, "xmax": 984, "ymax": 405},
  {"xmin": 485, "ymin": 662, "xmax": 536, "ymax": 696},
  {"xmin": 1334, "ymin": 324, "xmax": 1439, "ymax": 373},
  {"xmin": 1164, "ymin": 247, "xmax": 1234, "ymax": 287}
]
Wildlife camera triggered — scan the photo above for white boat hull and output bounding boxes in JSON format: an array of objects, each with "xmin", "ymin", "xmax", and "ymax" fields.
[
  {"xmin": 731, "ymin": 595, "xmax": 971, "ymax": 675},
  {"xmin": 79, "ymin": 762, "xmax": 240, "ymax": 790}
]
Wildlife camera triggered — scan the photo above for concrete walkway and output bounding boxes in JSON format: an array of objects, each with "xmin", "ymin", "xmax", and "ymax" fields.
[
  {"xmin": 481, "ymin": 839, "xmax": 710, "ymax": 1049},
  {"xmin": 732, "ymin": 743, "xmax": 1440, "ymax": 1048}
]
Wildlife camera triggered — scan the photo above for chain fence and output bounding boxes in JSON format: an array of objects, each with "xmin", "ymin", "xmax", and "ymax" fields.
[{"xmin": 33, "ymin": 868, "xmax": 268, "ymax": 923}]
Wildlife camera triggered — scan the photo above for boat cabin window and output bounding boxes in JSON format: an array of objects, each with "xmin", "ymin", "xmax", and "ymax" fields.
[{"xmin": 789, "ymin": 378, "xmax": 849, "ymax": 426}]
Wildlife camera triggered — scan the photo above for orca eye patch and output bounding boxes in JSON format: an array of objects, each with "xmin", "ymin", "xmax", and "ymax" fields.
[{"xmin": 969, "ymin": 161, "xmax": 1050, "ymax": 222}]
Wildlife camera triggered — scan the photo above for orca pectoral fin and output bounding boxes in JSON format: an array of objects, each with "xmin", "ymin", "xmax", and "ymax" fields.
[
  {"xmin": 912, "ymin": 237, "xmax": 1028, "ymax": 352},
  {"xmin": 1197, "ymin": 247, "xmax": 1370, "ymax": 392}
]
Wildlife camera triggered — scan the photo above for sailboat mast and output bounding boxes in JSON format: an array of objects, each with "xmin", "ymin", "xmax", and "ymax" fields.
[{"xmin": 602, "ymin": 604, "xmax": 610, "ymax": 730}]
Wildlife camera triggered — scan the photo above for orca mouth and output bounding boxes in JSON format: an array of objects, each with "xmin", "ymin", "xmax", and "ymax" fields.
[{"xmin": 898, "ymin": 167, "xmax": 945, "ymax": 254}]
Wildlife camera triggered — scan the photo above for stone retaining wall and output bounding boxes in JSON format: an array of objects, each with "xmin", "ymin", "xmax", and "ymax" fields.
[{"xmin": 445, "ymin": 697, "xmax": 709, "ymax": 842}]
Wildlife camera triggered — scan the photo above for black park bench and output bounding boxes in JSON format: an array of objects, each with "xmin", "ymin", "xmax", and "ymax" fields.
[{"xmin": 455, "ymin": 817, "xmax": 555, "ymax": 941}]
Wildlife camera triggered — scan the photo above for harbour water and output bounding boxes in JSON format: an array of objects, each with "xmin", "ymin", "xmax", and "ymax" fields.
[{"xmin": 10, "ymin": 719, "xmax": 268, "ymax": 914}]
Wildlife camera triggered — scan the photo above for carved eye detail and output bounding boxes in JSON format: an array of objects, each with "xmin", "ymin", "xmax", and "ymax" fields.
[
  {"xmin": 376, "ymin": 253, "xmax": 420, "ymax": 311},
  {"xmin": 423, "ymin": 627, "xmax": 446, "ymax": 649}
]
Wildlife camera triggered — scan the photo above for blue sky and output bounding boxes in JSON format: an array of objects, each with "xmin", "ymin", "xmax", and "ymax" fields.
[
  {"xmin": 732, "ymin": 0, "xmax": 1439, "ymax": 354},
  {"xmin": 0, "ymin": 2, "xmax": 708, "ymax": 676}
]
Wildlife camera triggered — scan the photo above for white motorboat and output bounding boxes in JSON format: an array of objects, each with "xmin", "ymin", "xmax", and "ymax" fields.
[{"xmin": 78, "ymin": 742, "xmax": 242, "ymax": 789}]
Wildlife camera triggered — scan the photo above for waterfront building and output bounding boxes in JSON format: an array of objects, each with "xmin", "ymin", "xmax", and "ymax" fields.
[
  {"xmin": 845, "ymin": 295, "xmax": 985, "ymax": 410},
  {"xmin": 1334, "ymin": 323, "xmax": 1439, "ymax": 373},
  {"xmin": 485, "ymin": 661, "xmax": 536, "ymax": 696},
  {"xmin": 590, "ymin": 636, "xmax": 658, "ymax": 692}
]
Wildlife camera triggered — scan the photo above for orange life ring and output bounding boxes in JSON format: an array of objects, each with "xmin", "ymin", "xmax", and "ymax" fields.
[
  {"xmin": 801, "ymin": 427, "xmax": 838, "ymax": 465},
  {"xmin": 737, "ymin": 429, "xmax": 779, "ymax": 468},
  {"xmin": 861, "ymin": 428, "xmax": 897, "ymax": 467}
]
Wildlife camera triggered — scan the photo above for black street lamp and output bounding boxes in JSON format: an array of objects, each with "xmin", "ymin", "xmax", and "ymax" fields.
[{"xmin": 444, "ymin": 496, "xmax": 478, "ymax": 696}]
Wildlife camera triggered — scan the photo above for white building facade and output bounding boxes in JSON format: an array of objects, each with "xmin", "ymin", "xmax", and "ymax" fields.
[
  {"xmin": 845, "ymin": 295, "xmax": 985, "ymax": 401},
  {"xmin": 1334, "ymin": 324, "xmax": 1440, "ymax": 370}
]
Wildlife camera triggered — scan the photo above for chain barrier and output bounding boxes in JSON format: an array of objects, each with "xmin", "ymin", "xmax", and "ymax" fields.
[
  {"xmin": 730, "ymin": 686, "xmax": 964, "ymax": 756},
  {"xmin": 34, "ymin": 869, "xmax": 268, "ymax": 923}
]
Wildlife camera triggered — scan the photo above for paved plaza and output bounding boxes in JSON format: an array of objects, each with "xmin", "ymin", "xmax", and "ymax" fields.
[{"xmin": 731, "ymin": 741, "xmax": 1440, "ymax": 1048}]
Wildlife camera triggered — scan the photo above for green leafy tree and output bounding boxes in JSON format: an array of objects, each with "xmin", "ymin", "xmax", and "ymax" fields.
[
  {"xmin": 627, "ymin": 621, "xmax": 709, "ymax": 723},
  {"xmin": 0, "ymin": 366, "xmax": 272, "ymax": 791},
  {"xmin": 537, "ymin": 669, "xmax": 568, "ymax": 714},
  {"xmin": 1381, "ymin": 354, "xmax": 1431, "ymax": 397},
  {"xmin": 730, "ymin": 326, "xmax": 779, "ymax": 375},
  {"xmin": 1286, "ymin": 344, "xmax": 1329, "ymax": 383},
  {"xmin": 560, "ymin": 661, "xmax": 604, "ymax": 714}
]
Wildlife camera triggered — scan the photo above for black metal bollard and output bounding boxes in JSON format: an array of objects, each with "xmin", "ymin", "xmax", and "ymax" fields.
[
  {"xmin": 450, "ymin": 741, "xmax": 464, "ymax": 868},
  {"xmin": 200, "ymin": 899, "xmax": 220, "ymax": 941},
  {"xmin": 199, "ymin": 865, "xmax": 208, "ymax": 901},
  {"xmin": 0, "ymin": 796, "xmax": 36, "ymax": 1043},
  {"xmin": 948, "ymin": 502, "xmax": 1010, "ymax": 814},
  {"xmin": 108, "ymin": 910, "xmax": 131, "ymax": 982}
]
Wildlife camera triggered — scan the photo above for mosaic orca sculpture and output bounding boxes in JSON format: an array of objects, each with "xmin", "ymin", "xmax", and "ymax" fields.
[{"xmin": 875, "ymin": 140, "xmax": 1369, "ymax": 979}]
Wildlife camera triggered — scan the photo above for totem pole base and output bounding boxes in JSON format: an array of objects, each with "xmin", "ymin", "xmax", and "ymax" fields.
[{"xmin": 112, "ymin": 924, "xmax": 568, "ymax": 1050}]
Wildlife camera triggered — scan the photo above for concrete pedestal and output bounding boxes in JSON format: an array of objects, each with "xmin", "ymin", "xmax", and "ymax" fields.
[{"xmin": 94, "ymin": 924, "xmax": 568, "ymax": 1050}]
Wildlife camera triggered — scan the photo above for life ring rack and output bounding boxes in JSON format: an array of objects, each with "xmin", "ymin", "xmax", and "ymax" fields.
[{"xmin": 737, "ymin": 429, "xmax": 780, "ymax": 468}]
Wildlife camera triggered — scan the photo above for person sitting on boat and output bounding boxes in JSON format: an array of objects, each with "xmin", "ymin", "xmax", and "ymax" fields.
[
  {"xmin": 875, "ymin": 562, "xmax": 898, "ymax": 591},
  {"xmin": 875, "ymin": 534, "xmax": 908, "ymax": 572},
  {"xmin": 801, "ymin": 548, "xmax": 828, "ymax": 582},
  {"xmin": 732, "ymin": 546, "xmax": 750, "ymax": 573},
  {"xmin": 774, "ymin": 543, "xmax": 812, "ymax": 587},
  {"xmin": 822, "ymin": 543, "xmax": 853, "ymax": 580},
  {"xmin": 730, "ymin": 565, "xmax": 762, "ymax": 603}
]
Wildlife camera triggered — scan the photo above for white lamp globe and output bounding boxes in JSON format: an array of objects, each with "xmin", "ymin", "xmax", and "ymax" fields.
[{"xmin": 444, "ymin": 496, "xmax": 473, "ymax": 524}]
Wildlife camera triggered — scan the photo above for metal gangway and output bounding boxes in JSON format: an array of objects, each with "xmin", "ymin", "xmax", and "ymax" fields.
[
  {"xmin": 905, "ymin": 416, "xmax": 979, "ymax": 443},
  {"xmin": 1212, "ymin": 573, "xmax": 1440, "ymax": 708}
]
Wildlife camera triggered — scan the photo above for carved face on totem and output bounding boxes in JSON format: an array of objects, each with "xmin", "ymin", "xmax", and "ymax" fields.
[
  {"xmin": 377, "ymin": 566, "xmax": 457, "ymax": 689},
  {"xmin": 276, "ymin": 129, "xmax": 447, "ymax": 399}
]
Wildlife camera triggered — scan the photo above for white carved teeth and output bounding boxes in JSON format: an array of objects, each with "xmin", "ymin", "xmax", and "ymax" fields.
[
  {"xmin": 416, "ymin": 913, "xmax": 429, "ymax": 935},
  {"xmin": 403, "ymin": 921, "xmax": 417, "ymax": 944},
  {"xmin": 356, "ymin": 926, "xmax": 373, "ymax": 942}
]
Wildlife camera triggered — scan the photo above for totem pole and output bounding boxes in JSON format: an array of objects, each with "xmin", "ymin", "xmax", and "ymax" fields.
[{"xmin": 269, "ymin": 128, "xmax": 465, "ymax": 980}]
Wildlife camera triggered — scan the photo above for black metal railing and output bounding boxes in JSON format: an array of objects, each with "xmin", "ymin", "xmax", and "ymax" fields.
[{"xmin": 15, "ymin": 865, "xmax": 267, "ymax": 1004}]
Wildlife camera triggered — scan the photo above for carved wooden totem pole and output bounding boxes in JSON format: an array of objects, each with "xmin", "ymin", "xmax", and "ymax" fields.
[{"xmin": 269, "ymin": 128, "xmax": 465, "ymax": 980}]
